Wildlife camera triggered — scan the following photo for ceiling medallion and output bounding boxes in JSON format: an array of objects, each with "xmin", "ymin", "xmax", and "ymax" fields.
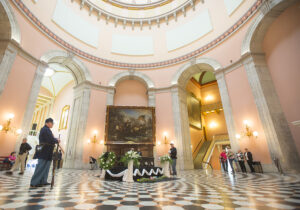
[{"xmin": 102, "ymin": 0, "xmax": 173, "ymax": 10}]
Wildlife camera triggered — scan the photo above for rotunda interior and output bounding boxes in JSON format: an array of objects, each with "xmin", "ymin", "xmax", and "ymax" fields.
[{"xmin": 0, "ymin": 0, "xmax": 299, "ymax": 209}]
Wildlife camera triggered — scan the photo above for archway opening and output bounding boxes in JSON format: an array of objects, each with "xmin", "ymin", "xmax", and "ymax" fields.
[
  {"xmin": 26, "ymin": 63, "xmax": 75, "ymax": 169},
  {"xmin": 186, "ymin": 70, "xmax": 229, "ymax": 170}
]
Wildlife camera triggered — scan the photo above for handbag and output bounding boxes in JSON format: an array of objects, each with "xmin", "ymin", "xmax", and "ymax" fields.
[{"xmin": 33, "ymin": 144, "xmax": 44, "ymax": 159}]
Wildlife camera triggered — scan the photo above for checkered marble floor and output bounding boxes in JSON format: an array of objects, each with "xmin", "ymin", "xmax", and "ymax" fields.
[{"xmin": 0, "ymin": 169, "xmax": 300, "ymax": 210}]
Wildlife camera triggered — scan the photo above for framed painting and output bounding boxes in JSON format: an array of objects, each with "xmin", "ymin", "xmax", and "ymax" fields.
[
  {"xmin": 105, "ymin": 106, "xmax": 156, "ymax": 145},
  {"xmin": 187, "ymin": 93, "xmax": 202, "ymax": 129}
]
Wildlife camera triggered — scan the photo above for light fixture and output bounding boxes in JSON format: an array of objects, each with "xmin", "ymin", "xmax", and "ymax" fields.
[
  {"xmin": 236, "ymin": 120, "xmax": 258, "ymax": 139},
  {"xmin": 163, "ymin": 131, "xmax": 169, "ymax": 144},
  {"xmin": 100, "ymin": 139, "xmax": 104, "ymax": 144},
  {"xmin": 209, "ymin": 121, "xmax": 217, "ymax": 128},
  {"xmin": 88, "ymin": 130, "xmax": 99, "ymax": 144},
  {"xmin": 0, "ymin": 113, "xmax": 22, "ymax": 136},
  {"xmin": 157, "ymin": 141, "xmax": 161, "ymax": 146},
  {"xmin": 44, "ymin": 68, "xmax": 55, "ymax": 77},
  {"xmin": 205, "ymin": 95, "xmax": 214, "ymax": 101}
]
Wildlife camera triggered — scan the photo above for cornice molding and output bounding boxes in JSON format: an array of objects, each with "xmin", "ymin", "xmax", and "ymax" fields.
[
  {"xmin": 76, "ymin": 0, "xmax": 199, "ymax": 27},
  {"xmin": 11, "ymin": 0, "xmax": 262, "ymax": 70}
]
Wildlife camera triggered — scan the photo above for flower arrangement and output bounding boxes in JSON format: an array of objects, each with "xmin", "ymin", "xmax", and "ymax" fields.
[
  {"xmin": 137, "ymin": 176, "xmax": 168, "ymax": 183},
  {"xmin": 98, "ymin": 152, "xmax": 116, "ymax": 170},
  {"xmin": 120, "ymin": 150, "xmax": 141, "ymax": 167},
  {"xmin": 160, "ymin": 155, "xmax": 173, "ymax": 164}
]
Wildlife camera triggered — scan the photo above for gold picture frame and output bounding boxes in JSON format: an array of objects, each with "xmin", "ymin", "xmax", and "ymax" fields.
[
  {"xmin": 187, "ymin": 93, "xmax": 202, "ymax": 129},
  {"xmin": 59, "ymin": 105, "xmax": 70, "ymax": 131},
  {"xmin": 105, "ymin": 106, "xmax": 156, "ymax": 145}
]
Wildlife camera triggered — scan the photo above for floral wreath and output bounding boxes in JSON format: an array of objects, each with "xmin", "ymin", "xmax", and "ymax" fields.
[{"xmin": 98, "ymin": 152, "xmax": 116, "ymax": 170}]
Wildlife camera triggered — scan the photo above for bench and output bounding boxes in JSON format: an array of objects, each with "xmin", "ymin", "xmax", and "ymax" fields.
[{"xmin": 0, "ymin": 156, "xmax": 12, "ymax": 171}]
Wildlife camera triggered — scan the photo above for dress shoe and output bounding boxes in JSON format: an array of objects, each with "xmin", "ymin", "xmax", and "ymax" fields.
[
  {"xmin": 30, "ymin": 184, "xmax": 42, "ymax": 188},
  {"xmin": 5, "ymin": 171, "xmax": 12, "ymax": 175},
  {"xmin": 19, "ymin": 172, "xmax": 24, "ymax": 175},
  {"xmin": 43, "ymin": 182, "xmax": 51, "ymax": 186}
]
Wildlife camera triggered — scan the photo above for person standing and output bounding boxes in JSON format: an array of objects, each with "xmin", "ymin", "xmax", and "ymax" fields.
[
  {"xmin": 30, "ymin": 118, "xmax": 59, "ymax": 187},
  {"xmin": 244, "ymin": 148, "xmax": 255, "ymax": 173},
  {"xmin": 169, "ymin": 143, "xmax": 177, "ymax": 176},
  {"xmin": 227, "ymin": 148, "xmax": 235, "ymax": 174},
  {"xmin": 219, "ymin": 149, "xmax": 228, "ymax": 172},
  {"xmin": 236, "ymin": 150, "xmax": 247, "ymax": 173},
  {"xmin": 6, "ymin": 138, "xmax": 32, "ymax": 175}
]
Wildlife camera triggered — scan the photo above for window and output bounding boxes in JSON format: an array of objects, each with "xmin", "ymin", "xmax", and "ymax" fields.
[{"xmin": 59, "ymin": 105, "xmax": 70, "ymax": 131}]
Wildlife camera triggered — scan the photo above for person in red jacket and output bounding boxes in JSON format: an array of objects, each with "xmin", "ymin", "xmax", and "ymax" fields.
[{"xmin": 220, "ymin": 149, "xmax": 228, "ymax": 172}]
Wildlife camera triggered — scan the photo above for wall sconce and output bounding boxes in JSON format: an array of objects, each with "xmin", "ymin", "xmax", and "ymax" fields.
[
  {"xmin": 157, "ymin": 141, "xmax": 161, "ymax": 146},
  {"xmin": 163, "ymin": 131, "xmax": 169, "ymax": 144},
  {"xmin": 209, "ymin": 121, "xmax": 218, "ymax": 128},
  {"xmin": 205, "ymin": 95, "xmax": 214, "ymax": 102},
  {"xmin": 0, "ymin": 113, "xmax": 22, "ymax": 136},
  {"xmin": 88, "ymin": 130, "xmax": 99, "ymax": 144},
  {"xmin": 236, "ymin": 120, "xmax": 258, "ymax": 139}
]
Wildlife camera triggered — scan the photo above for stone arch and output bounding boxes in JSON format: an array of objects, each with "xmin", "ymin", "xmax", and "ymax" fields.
[
  {"xmin": 108, "ymin": 70, "xmax": 155, "ymax": 88},
  {"xmin": 172, "ymin": 57, "xmax": 222, "ymax": 87},
  {"xmin": 0, "ymin": 0, "xmax": 21, "ymax": 95},
  {"xmin": 107, "ymin": 70, "xmax": 156, "ymax": 107},
  {"xmin": 40, "ymin": 50, "xmax": 92, "ymax": 84},
  {"xmin": 0, "ymin": 0, "xmax": 21, "ymax": 44},
  {"xmin": 170, "ymin": 57, "xmax": 236, "ymax": 170},
  {"xmin": 241, "ymin": 0, "xmax": 300, "ymax": 171},
  {"xmin": 20, "ymin": 51, "xmax": 92, "ymax": 169}
]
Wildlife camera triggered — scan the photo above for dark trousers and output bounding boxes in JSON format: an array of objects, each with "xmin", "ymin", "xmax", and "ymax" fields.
[
  {"xmin": 171, "ymin": 159, "xmax": 177, "ymax": 175},
  {"xmin": 30, "ymin": 159, "xmax": 51, "ymax": 186},
  {"xmin": 228, "ymin": 159, "xmax": 235, "ymax": 173},
  {"xmin": 238, "ymin": 161, "xmax": 247, "ymax": 173},
  {"xmin": 57, "ymin": 160, "xmax": 61, "ymax": 169},
  {"xmin": 247, "ymin": 160, "xmax": 255, "ymax": 172},
  {"xmin": 221, "ymin": 161, "xmax": 228, "ymax": 172}
]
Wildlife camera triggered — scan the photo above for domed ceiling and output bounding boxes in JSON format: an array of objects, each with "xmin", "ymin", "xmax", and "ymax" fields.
[{"xmin": 13, "ymin": 0, "xmax": 262, "ymax": 69}]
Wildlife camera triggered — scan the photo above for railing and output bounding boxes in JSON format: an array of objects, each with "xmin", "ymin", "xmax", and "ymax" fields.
[
  {"xmin": 192, "ymin": 137, "xmax": 204, "ymax": 160},
  {"xmin": 202, "ymin": 102, "xmax": 223, "ymax": 113},
  {"xmin": 202, "ymin": 161, "xmax": 213, "ymax": 170}
]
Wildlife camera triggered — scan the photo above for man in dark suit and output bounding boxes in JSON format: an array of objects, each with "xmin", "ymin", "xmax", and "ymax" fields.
[
  {"xmin": 244, "ymin": 148, "xmax": 255, "ymax": 173},
  {"xmin": 30, "ymin": 118, "xmax": 59, "ymax": 187}
]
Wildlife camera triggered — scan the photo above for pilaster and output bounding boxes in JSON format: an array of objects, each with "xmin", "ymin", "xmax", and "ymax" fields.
[
  {"xmin": 0, "ymin": 41, "xmax": 18, "ymax": 96},
  {"xmin": 242, "ymin": 53, "xmax": 300, "ymax": 172},
  {"xmin": 171, "ymin": 85, "xmax": 194, "ymax": 170},
  {"xmin": 215, "ymin": 72, "xmax": 239, "ymax": 152}
]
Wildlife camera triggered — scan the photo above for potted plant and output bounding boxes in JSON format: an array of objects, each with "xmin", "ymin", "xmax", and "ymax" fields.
[
  {"xmin": 98, "ymin": 152, "xmax": 116, "ymax": 179},
  {"xmin": 120, "ymin": 150, "xmax": 141, "ymax": 182}
]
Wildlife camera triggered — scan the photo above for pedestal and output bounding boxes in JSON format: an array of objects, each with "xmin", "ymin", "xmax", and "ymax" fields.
[
  {"xmin": 162, "ymin": 162, "xmax": 170, "ymax": 177},
  {"xmin": 122, "ymin": 160, "xmax": 134, "ymax": 183}
]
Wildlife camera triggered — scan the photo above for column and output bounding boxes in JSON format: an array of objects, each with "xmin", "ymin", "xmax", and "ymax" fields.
[
  {"xmin": 243, "ymin": 53, "xmax": 300, "ymax": 172},
  {"xmin": 15, "ymin": 63, "xmax": 47, "ymax": 149},
  {"xmin": 0, "ymin": 42, "xmax": 17, "ymax": 96},
  {"xmin": 148, "ymin": 88, "xmax": 156, "ymax": 107},
  {"xmin": 106, "ymin": 86, "xmax": 115, "ymax": 105},
  {"xmin": 64, "ymin": 82, "xmax": 91, "ymax": 169},
  {"xmin": 171, "ymin": 85, "xmax": 194, "ymax": 170},
  {"xmin": 215, "ymin": 72, "xmax": 239, "ymax": 152}
]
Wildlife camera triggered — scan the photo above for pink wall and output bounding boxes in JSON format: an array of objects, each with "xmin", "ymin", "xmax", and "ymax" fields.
[
  {"xmin": 83, "ymin": 89, "xmax": 107, "ymax": 163},
  {"xmin": 114, "ymin": 80, "xmax": 148, "ymax": 106},
  {"xmin": 0, "ymin": 55, "xmax": 36, "ymax": 155},
  {"xmin": 225, "ymin": 66, "xmax": 271, "ymax": 164},
  {"xmin": 51, "ymin": 82, "xmax": 75, "ymax": 151},
  {"xmin": 263, "ymin": 2, "xmax": 300, "ymax": 153}
]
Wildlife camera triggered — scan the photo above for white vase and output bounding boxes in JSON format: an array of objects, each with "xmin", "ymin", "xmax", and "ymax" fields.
[
  {"xmin": 122, "ymin": 160, "xmax": 134, "ymax": 182},
  {"xmin": 162, "ymin": 161, "xmax": 170, "ymax": 177},
  {"xmin": 100, "ymin": 169, "xmax": 106, "ymax": 180}
]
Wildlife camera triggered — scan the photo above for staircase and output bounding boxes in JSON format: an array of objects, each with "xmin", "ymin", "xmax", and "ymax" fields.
[{"xmin": 193, "ymin": 140, "xmax": 212, "ymax": 169}]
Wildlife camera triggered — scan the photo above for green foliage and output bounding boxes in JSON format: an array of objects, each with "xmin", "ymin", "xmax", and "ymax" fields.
[
  {"xmin": 160, "ymin": 155, "xmax": 173, "ymax": 164},
  {"xmin": 98, "ymin": 152, "xmax": 116, "ymax": 170},
  {"xmin": 137, "ymin": 176, "xmax": 168, "ymax": 183},
  {"xmin": 120, "ymin": 150, "xmax": 141, "ymax": 167}
]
